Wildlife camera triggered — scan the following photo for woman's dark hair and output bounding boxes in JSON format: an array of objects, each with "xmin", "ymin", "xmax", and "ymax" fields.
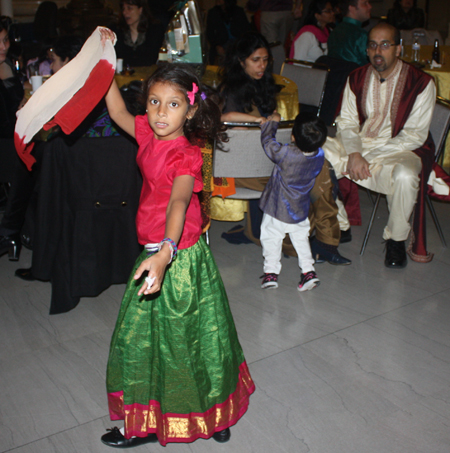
[
  {"xmin": 143, "ymin": 64, "xmax": 227, "ymax": 144},
  {"xmin": 220, "ymin": 32, "xmax": 277, "ymax": 116},
  {"xmin": 292, "ymin": 112, "xmax": 327, "ymax": 152},
  {"xmin": 0, "ymin": 16, "xmax": 11, "ymax": 34},
  {"xmin": 52, "ymin": 35, "xmax": 84, "ymax": 62},
  {"xmin": 119, "ymin": 0, "xmax": 156, "ymax": 33},
  {"xmin": 304, "ymin": 0, "xmax": 332, "ymax": 27}
]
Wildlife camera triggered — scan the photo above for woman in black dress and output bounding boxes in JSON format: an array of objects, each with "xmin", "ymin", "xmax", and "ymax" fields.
[{"xmin": 113, "ymin": 0, "xmax": 166, "ymax": 68}]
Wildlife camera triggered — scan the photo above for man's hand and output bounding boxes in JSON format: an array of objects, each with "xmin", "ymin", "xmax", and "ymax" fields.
[{"xmin": 343, "ymin": 152, "xmax": 371, "ymax": 181}]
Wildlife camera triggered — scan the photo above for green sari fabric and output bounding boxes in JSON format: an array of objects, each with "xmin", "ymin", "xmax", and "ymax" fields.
[{"xmin": 106, "ymin": 237, "xmax": 254, "ymax": 444}]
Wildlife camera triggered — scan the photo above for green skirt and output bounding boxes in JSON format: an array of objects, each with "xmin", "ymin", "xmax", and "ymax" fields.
[{"xmin": 106, "ymin": 237, "xmax": 255, "ymax": 445}]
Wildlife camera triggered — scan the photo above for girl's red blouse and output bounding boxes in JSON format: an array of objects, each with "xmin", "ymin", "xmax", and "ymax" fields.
[{"xmin": 134, "ymin": 115, "xmax": 203, "ymax": 249}]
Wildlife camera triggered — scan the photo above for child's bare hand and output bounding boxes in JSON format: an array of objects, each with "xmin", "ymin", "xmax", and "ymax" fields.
[
  {"xmin": 99, "ymin": 28, "xmax": 116, "ymax": 47},
  {"xmin": 134, "ymin": 248, "xmax": 171, "ymax": 296}
]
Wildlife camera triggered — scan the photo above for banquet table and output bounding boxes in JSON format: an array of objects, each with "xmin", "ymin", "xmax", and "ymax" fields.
[{"xmin": 403, "ymin": 45, "xmax": 450, "ymax": 167}]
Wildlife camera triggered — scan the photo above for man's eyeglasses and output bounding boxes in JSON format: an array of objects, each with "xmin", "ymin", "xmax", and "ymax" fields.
[{"xmin": 367, "ymin": 41, "xmax": 397, "ymax": 51}]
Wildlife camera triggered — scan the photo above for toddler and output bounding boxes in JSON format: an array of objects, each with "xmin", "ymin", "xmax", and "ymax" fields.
[{"xmin": 259, "ymin": 112, "xmax": 326, "ymax": 291}]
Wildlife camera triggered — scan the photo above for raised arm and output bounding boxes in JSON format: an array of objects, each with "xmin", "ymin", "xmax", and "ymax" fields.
[
  {"xmin": 105, "ymin": 79, "xmax": 136, "ymax": 138},
  {"xmin": 134, "ymin": 175, "xmax": 195, "ymax": 295},
  {"xmin": 99, "ymin": 28, "xmax": 136, "ymax": 137}
]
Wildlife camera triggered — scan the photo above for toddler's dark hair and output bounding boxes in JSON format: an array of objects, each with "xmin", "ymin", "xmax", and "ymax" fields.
[
  {"xmin": 292, "ymin": 112, "xmax": 327, "ymax": 152},
  {"xmin": 143, "ymin": 63, "xmax": 227, "ymax": 144}
]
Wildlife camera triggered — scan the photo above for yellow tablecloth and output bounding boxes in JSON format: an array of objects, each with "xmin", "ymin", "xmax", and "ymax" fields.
[{"xmin": 403, "ymin": 45, "xmax": 450, "ymax": 166}]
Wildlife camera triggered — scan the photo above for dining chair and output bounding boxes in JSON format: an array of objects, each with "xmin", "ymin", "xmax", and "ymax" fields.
[
  {"xmin": 280, "ymin": 59, "xmax": 329, "ymax": 117},
  {"xmin": 207, "ymin": 123, "xmax": 293, "ymax": 244},
  {"xmin": 360, "ymin": 97, "xmax": 450, "ymax": 255},
  {"xmin": 213, "ymin": 122, "xmax": 293, "ymax": 198}
]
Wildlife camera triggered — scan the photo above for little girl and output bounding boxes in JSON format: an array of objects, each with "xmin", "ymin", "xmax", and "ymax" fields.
[{"xmin": 99, "ymin": 34, "xmax": 255, "ymax": 448}]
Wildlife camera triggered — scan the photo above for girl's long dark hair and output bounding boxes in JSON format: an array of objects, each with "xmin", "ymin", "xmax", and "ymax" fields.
[
  {"xmin": 119, "ymin": 0, "xmax": 156, "ymax": 33},
  {"xmin": 219, "ymin": 32, "xmax": 277, "ymax": 115},
  {"xmin": 143, "ymin": 64, "xmax": 227, "ymax": 144}
]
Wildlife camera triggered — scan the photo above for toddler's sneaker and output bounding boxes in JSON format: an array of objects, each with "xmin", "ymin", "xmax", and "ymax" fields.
[
  {"xmin": 260, "ymin": 273, "xmax": 278, "ymax": 289},
  {"xmin": 298, "ymin": 271, "xmax": 320, "ymax": 292}
]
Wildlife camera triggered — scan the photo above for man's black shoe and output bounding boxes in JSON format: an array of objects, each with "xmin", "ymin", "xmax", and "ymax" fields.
[
  {"xmin": 385, "ymin": 239, "xmax": 407, "ymax": 268},
  {"xmin": 340, "ymin": 228, "xmax": 352, "ymax": 244},
  {"xmin": 15, "ymin": 267, "xmax": 35, "ymax": 281},
  {"xmin": 310, "ymin": 238, "xmax": 351, "ymax": 265},
  {"xmin": 101, "ymin": 427, "xmax": 158, "ymax": 448}
]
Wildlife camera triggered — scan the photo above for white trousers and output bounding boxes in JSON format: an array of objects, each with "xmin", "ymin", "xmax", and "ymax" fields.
[
  {"xmin": 324, "ymin": 137, "xmax": 422, "ymax": 241},
  {"xmin": 260, "ymin": 213, "xmax": 315, "ymax": 274}
]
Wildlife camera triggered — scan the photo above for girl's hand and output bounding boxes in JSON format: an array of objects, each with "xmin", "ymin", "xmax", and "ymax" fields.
[
  {"xmin": 134, "ymin": 246, "xmax": 172, "ymax": 295},
  {"xmin": 99, "ymin": 28, "xmax": 116, "ymax": 48}
]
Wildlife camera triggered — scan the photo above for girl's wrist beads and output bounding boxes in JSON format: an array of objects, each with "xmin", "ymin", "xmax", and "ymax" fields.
[{"xmin": 145, "ymin": 238, "xmax": 178, "ymax": 264}]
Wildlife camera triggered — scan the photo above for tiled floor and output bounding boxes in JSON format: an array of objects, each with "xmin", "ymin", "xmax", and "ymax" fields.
[{"xmin": 1, "ymin": 191, "xmax": 450, "ymax": 453}]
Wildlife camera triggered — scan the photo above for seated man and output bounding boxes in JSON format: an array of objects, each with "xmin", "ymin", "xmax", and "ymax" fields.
[
  {"xmin": 323, "ymin": 22, "xmax": 436, "ymax": 268},
  {"xmin": 327, "ymin": 0, "xmax": 371, "ymax": 67}
]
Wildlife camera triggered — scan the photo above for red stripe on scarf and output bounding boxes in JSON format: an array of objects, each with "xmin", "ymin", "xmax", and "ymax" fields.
[{"xmin": 16, "ymin": 59, "xmax": 115, "ymax": 170}]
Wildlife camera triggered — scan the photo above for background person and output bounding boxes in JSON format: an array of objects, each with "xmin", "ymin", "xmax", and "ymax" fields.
[
  {"xmin": 323, "ymin": 23, "xmax": 436, "ymax": 268},
  {"xmin": 206, "ymin": 0, "xmax": 251, "ymax": 65},
  {"xmin": 327, "ymin": 0, "xmax": 371, "ymax": 66},
  {"xmin": 387, "ymin": 0, "xmax": 425, "ymax": 30},
  {"xmin": 290, "ymin": 0, "xmax": 335, "ymax": 62},
  {"xmin": 112, "ymin": 0, "xmax": 165, "ymax": 68}
]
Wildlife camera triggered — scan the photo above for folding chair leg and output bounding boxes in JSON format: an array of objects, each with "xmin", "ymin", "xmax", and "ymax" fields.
[
  {"xmin": 365, "ymin": 187, "xmax": 376, "ymax": 206},
  {"xmin": 426, "ymin": 195, "xmax": 447, "ymax": 248},
  {"xmin": 204, "ymin": 229, "xmax": 210, "ymax": 246},
  {"xmin": 360, "ymin": 193, "xmax": 381, "ymax": 255}
]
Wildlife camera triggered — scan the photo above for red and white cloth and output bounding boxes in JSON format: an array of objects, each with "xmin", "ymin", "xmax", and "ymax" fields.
[{"xmin": 15, "ymin": 27, "xmax": 117, "ymax": 170}]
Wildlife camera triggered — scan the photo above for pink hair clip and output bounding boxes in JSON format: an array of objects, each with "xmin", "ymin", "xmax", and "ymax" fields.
[{"xmin": 187, "ymin": 83, "xmax": 199, "ymax": 105}]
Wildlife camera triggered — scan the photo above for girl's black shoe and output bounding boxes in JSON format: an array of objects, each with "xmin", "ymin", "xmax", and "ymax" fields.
[
  {"xmin": 212, "ymin": 428, "xmax": 231, "ymax": 443},
  {"xmin": 101, "ymin": 427, "xmax": 158, "ymax": 448}
]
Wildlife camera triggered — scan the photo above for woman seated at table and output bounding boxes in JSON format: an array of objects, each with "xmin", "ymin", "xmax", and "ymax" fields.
[
  {"xmin": 289, "ymin": 0, "xmax": 335, "ymax": 62},
  {"xmin": 112, "ymin": 0, "xmax": 166, "ymax": 68},
  {"xmin": 221, "ymin": 32, "xmax": 277, "ymax": 127},
  {"xmin": 387, "ymin": 0, "xmax": 425, "ymax": 31},
  {"xmin": 49, "ymin": 35, "xmax": 84, "ymax": 74}
]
